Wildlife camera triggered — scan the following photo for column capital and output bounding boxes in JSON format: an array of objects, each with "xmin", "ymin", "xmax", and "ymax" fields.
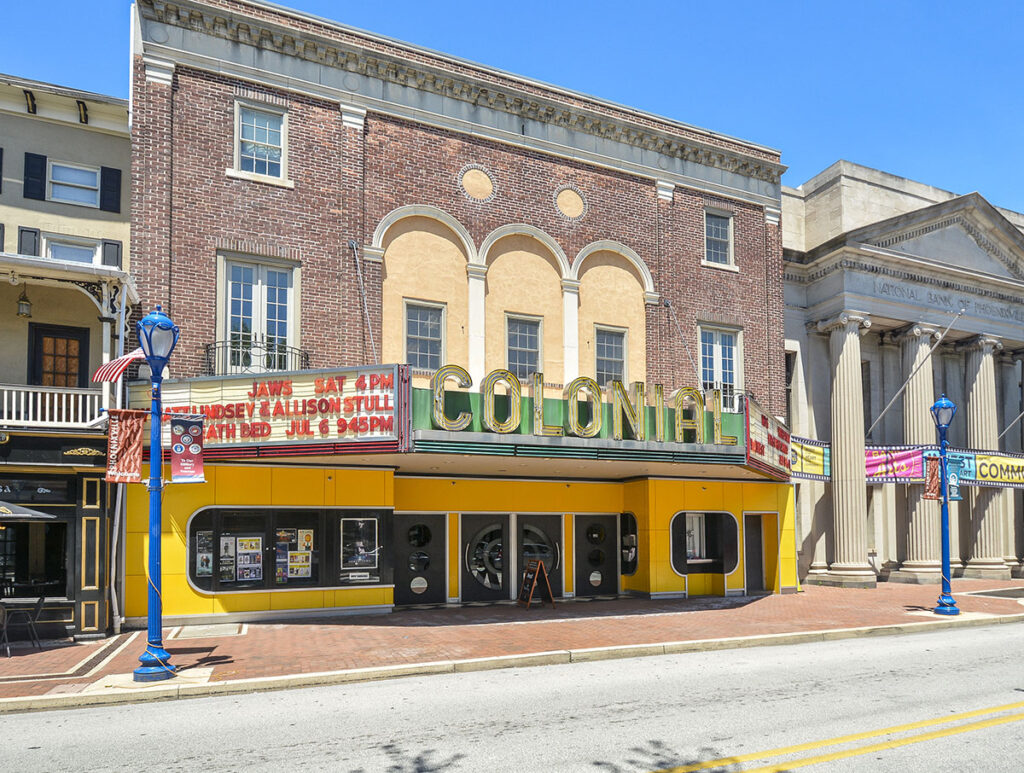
[
  {"xmin": 466, "ymin": 263, "xmax": 488, "ymax": 280},
  {"xmin": 560, "ymin": 278, "xmax": 581, "ymax": 294},
  {"xmin": 893, "ymin": 322, "xmax": 942, "ymax": 345},
  {"xmin": 816, "ymin": 311, "xmax": 871, "ymax": 335},
  {"xmin": 956, "ymin": 334, "xmax": 1003, "ymax": 355}
]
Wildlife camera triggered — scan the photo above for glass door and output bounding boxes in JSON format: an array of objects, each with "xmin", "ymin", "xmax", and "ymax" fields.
[{"xmin": 460, "ymin": 514, "xmax": 509, "ymax": 602}]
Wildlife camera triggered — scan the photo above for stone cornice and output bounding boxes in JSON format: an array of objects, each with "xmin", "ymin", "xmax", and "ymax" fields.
[{"xmin": 138, "ymin": 0, "xmax": 783, "ymax": 186}]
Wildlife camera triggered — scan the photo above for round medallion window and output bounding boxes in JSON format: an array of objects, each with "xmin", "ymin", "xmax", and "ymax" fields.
[
  {"xmin": 522, "ymin": 523, "xmax": 558, "ymax": 572},
  {"xmin": 410, "ymin": 577, "xmax": 429, "ymax": 594},
  {"xmin": 460, "ymin": 167, "xmax": 494, "ymax": 201},
  {"xmin": 467, "ymin": 523, "xmax": 504, "ymax": 589},
  {"xmin": 586, "ymin": 524, "xmax": 606, "ymax": 545},
  {"xmin": 589, "ymin": 570, "xmax": 602, "ymax": 587},
  {"xmin": 588, "ymin": 549, "xmax": 605, "ymax": 567},
  {"xmin": 409, "ymin": 551, "xmax": 430, "ymax": 572},
  {"xmin": 408, "ymin": 524, "xmax": 431, "ymax": 548},
  {"xmin": 555, "ymin": 186, "xmax": 586, "ymax": 220}
]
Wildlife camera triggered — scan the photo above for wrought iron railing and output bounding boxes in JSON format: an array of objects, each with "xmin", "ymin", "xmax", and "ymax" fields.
[
  {"xmin": 203, "ymin": 340, "xmax": 311, "ymax": 376},
  {"xmin": 0, "ymin": 384, "xmax": 104, "ymax": 429}
]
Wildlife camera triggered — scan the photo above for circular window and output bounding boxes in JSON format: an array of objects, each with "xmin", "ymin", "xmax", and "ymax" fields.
[
  {"xmin": 467, "ymin": 524, "xmax": 504, "ymax": 589},
  {"xmin": 588, "ymin": 549, "xmax": 605, "ymax": 567},
  {"xmin": 410, "ymin": 577, "xmax": 428, "ymax": 594},
  {"xmin": 586, "ymin": 524, "xmax": 606, "ymax": 545},
  {"xmin": 460, "ymin": 166, "xmax": 495, "ymax": 201},
  {"xmin": 589, "ymin": 570, "xmax": 602, "ymax": 587},
  {"xmin": 555, "ymin": 186, "xmax": 586, "ymax": 220},
  {"xmin": 522, "ymin": 523, "xmax": 558, "ymax": 572},
  {"xmin": 409, "ymin": 551, "xmax": 430, "ymax": 572},
  {"xmin": 408, "ymin": 524, "xmax": 431, "ymax": 548}
]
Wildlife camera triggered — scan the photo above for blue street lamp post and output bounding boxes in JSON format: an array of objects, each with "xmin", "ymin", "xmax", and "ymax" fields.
[
  {"xmin": 931, "ymin": 394, "xmax": 960, "ymax": 617},
  {"xmin": 134, "ymin": 306, "xmax": 180, "ymax": 682}
]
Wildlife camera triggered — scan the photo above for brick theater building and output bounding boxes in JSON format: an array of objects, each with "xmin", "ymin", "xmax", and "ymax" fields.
[{"xmin": 126, "ymin": 0, "xmax": 795, "ymax": 625}]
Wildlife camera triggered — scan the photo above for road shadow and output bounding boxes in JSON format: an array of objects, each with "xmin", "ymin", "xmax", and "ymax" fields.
[
  {"xmin": 346, "ymin": 742, "xmax": 465, "ymax": 772},
  {"xmin": 591, "ymin": 739, "xmax": 746, "ymax": 772}
]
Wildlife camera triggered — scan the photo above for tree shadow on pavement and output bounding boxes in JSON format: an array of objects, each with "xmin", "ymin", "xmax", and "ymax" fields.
[
  {"xmin": 346, "ymin": 742, "xmax": 465, "ymax": 772},
  {"xmin": 591, "ymin": 739, "xmax": 745, "ymax": 772}
]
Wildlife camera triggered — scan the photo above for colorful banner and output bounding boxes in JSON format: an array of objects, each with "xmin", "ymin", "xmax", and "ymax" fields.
[
  {"xmin": 745, "ymin": 397, "xmax": 791, "ymax": 481},
  {"xmin": 973, "ymin": 453, "xmax": 1024, "ymax": 488},
  {"xmin": 170, "ymin": 415, "xmax": 205, "ymax": 483},
  {"xmin": 105, "ymin": 409, "xmax": 148, "ymax": 483},
  {"xmin": 791, "ymin": 437, "xmax": 830, "ymax": 481},
  {"xmin": 865, "ymin": 446, "xmax": 924, "ymax": 483}
]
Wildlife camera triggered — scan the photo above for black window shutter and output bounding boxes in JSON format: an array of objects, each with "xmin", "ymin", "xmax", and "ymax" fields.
[
  {"xmin": 99, "ymin": 167, "xmax": 121, "ymax": 213},
  {"xmin": 18, "ymin": 227, "xmax": 40, "ymax": 256},
  {"xmin": 23, "ymin": 153, "xmax": 46, "ymax": 200},
  {"xmin": 0, "ymin": 224, "xmax": 5, "ymax": 252},
  {"xmin": 0, "ymin": 148, "xmax": 4, "ymax": 194},
  {"xmin": 101, "ymin": 240, "xmax": 122, "ymax": 268}
]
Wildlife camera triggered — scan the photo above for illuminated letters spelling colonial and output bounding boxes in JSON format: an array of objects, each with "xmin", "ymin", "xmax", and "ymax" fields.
[{"xmin": 430, "ymin": 365, "xmax": 738, "ymax": 445}]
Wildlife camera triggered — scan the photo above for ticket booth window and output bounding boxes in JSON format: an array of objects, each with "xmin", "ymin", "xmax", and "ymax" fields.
[{"xmin": 670, "ymin": 512, "xmax": 738, "ymax": 575}]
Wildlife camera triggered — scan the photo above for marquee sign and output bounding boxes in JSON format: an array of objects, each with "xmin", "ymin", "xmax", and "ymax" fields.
[
  {"xmin": 745, "ymin": 397, "xmax": 791, "ymax": 480},
  {"xmin": 129, "ymin": 365, "xmax": 409, "ymax": 450}
]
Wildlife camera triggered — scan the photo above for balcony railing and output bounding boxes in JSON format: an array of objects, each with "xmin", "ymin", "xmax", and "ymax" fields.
[
  {"xmin": 203, "ymin": 340, "xmax": 311, "ymax": 377},
  {"xmin": 0, "ymin": 384, "xmax": 104, "ymax": 429}
]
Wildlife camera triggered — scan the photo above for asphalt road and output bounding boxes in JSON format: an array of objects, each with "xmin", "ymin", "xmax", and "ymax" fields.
[{"xmin": 2, "ymin": 623, "xmax": 1023, "ymax": 772}]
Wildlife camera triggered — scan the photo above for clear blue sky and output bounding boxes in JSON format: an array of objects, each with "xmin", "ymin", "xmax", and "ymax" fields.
[{"xmin": 2, "ymin": 1, "xmax": 1022, "ymax": 212}]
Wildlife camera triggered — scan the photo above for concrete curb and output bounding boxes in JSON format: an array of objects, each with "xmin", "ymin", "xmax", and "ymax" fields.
[{"xmin": 3, "ymin": 611, "xmax": 1023, "ymax": 715}]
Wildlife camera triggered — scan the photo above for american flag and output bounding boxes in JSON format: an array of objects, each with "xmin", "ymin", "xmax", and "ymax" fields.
[{"xmin": 91, "ymin": 348, "xmax": 146, "ymax": 383}]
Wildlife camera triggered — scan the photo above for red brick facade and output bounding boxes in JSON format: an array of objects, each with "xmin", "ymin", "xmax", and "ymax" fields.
[{"xmin": 131, "ymin": 0, "xmax": 785, "ymax": 417}]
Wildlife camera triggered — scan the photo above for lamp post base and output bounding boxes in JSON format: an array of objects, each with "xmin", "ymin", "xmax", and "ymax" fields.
[
  {"xmin": 133, "ymin": 645, "xmax": 177, "ymax": 682},
  {"xmin": 933, "ymin": 594, "xmax": 960, "ymax": 616}
]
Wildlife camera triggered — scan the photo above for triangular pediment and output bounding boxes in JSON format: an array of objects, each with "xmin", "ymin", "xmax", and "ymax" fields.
[{"xmin": 846, "ymin": 194, "xmax": 1024, "ymax": 281}]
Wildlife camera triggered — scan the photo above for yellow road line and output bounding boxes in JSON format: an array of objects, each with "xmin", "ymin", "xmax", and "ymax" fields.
[
  {"xmin": 740, "ymin": 711, "xmax": 1024, "ymax": 773},
  {"xmin": 654, "ymin": 699, "xmax": 1024, "ymax": 773}
]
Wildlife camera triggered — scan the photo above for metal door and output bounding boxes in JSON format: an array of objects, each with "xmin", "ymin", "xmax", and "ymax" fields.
[
  {"xmin": 575, "ymin": 514, "xmax": 618, "ymax": 596},
  {"xmin": 518, "ymin": 514, "xmax": 562, "ymax": 598},
  {"xmin": 461, "ymin": 514, "xmax": 509, "ymax": 602},
  {"xmin": 393, "ymin": 514, "xmax": 447, "ymax": 606},
  {"xmin": 744, "ymin": 514, "xmax": 765, "ymax": 593}
]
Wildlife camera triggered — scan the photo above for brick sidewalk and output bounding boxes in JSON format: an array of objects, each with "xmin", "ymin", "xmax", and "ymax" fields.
[{"xmin": 2, "ymin": 578, "xmax": 1022, "ymax": 705}]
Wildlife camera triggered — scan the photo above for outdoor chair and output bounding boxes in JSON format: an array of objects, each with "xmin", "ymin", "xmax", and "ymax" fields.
[{"xmin": 0, "ymin": 595, "xmax": 45, "ymax": 655}]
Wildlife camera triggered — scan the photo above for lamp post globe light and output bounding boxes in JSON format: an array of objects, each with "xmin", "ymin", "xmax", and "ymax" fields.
[
  {"xmin": 930, "ymin": 393, "xmax": 960, "ymax": 617},
  {"xmin": 134, "ymin": 305, "xmax": 180, "ymax": 682}
]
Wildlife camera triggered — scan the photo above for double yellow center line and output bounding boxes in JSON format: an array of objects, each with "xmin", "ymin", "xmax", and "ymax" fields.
[{"xmin": 654, "ymin": 699, "xmax": 1024, "ymax": 773}]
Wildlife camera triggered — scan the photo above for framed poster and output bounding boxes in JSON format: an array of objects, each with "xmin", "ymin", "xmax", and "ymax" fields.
[
  {"xmin": 219, "ymin": 536, "xmax": 236, "ymax": 582},
  {"xmin": 288, "ymin": 550, "xmax": 312, "ymax": 578},
  {"xmin": 236, "ymin": 536, "xmax": 263, "ymax": 582},
  {"xmin": 196, "ymin": 530, "xmax": 214, "ymax": 577},
  {"xmin": 341, "ymin": 519, "xmax": 378, "ymax": 569}
]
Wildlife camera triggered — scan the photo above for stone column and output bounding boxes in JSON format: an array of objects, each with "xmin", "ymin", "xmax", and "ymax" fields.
[
  {"xmin": 999, "ymin": 353, "xmax": 1022, "ymax": 574},
  {"xmin": 960, "ymin": 335, "xmax": 1010, "ymax": 579},
  {"xmin": 467, "ymin": 264, "xmax": 488, "ymax": 385},
  {"xmin": 894, "ymin": 324, "xmax": 942, "ymax": 582},
  {"xmin": 817, "ymin": 311, "xmax": 876, "ymax": 586}
]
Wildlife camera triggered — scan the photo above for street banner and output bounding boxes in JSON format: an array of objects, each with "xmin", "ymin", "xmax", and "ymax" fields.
[
  {"xmin": 972, "ymin": 453, "xmax": 1024, "ymax": 488},
  {"xmin": 923, "ymin": 457, "xmax": 941, "ymax": 500},
  {"xmin": 170, "ymin": 415, "xmax": 206, "ymax": 483},
  {"xmin": 791, "ymin": 437, "xmax": 830, "ymax": 480},
  {"xmin": 865, "ymin": 446, "xmax": 925, "ymax": 483},
  {"xmin": 946, "ymin": 456, "xmax": 963, "ymax": 501},
  {"xmin": 105, "ymin": 409, "xmax": 148, "ymax": 483}
]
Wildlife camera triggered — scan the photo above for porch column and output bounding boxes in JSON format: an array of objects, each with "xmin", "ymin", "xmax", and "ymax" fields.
[
  {"xmin": 817, "ymin": 311, "xmax": 876, "ymax": 586},
  {"xmin": 894, "ymin": 324, "xmax": 941, "ymax": 582},
  {"xmin": 960, "ymin": 335, "xmax": 1010, "ymax": 579},
  {"xmin": 999, "ymin": 352, "xmax": 1022, "ymax": 575},
  {"xmin": 561, "ymin": 279, "xmax": 580, "ymax": 386}
]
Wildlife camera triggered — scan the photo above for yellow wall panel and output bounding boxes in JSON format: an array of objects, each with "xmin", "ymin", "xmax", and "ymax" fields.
[
  {"xmin": 564, "ymin": 513, "xmax": 574, "ymax": 594},
  {"xmin": 394, "ymin": 477, "xmax": 622, "ymax": 514},
  {"xmin": 331, "ymin": 587, "xmax": 393, "ymax": 607},
  {"xmin": 216, "ymin": 465, "xmax": 271, "ymax": 504},
  {"xmin": 270, "ymin": 590, "xmax": 326, "ymax": 610},
  {"xmin": 272, "ymin": 467, "xmax": 324, "ymax": 506},
  {"xmin": 162, "ymin": 582, "xmax": 215, "ymax": 616},
  {"xmin": 447, "ymin": 512, "xmax": 459, "ymax": 599},
  {"xmin": 213, "ymin": 593, "xmax": 271, "ymax": 613},
  {"xmin": 125, "ymin": 532, "xmax": 146, "ymax": 576},
  {"xmin": 740, "ymin": 482, "xmax": 782, "ymax": 511}
]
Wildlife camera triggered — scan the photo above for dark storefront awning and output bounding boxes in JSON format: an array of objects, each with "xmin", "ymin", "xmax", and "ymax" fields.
[{"xmin": 0, "ymin": 501, "xmax": 59, "ymax": 521}]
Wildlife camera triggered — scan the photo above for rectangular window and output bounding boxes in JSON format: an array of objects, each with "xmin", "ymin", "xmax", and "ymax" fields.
[
  {"xmin": 48, "ymin": 161, "xmax": 100, "ymax": 207},
  {"xmin": 43, "ymin": 234, "xmax": 100, "ymax": 265},
  {"xmin": 700, "ymin": 326, "xmax": 740, "ymax": 411},
  {"xmin": 704, "ymin": 212, "xmax": 732, "ymax": 265},
  {"xmin": 595, "ymin": 327, "xmax": 626, "ymax": 386},
  {"xmin": 29, "ymin": 324, "xmax": 89, "ymax": 388},
  {"xmin": 405, "ymin": 303, "xmax": 444, "ymax": 371},
  {"xmin": 0, "ymin": 521, "xmax": 68, "ymax": 599},
  {"xmin": 236, "ymin": 104, "xmax": 285, "ymax": 179},
  {"xmin": 223, "ymin": 260, "xmax": 294, "ymax": 373},
  {"xmin": 685, "ymin": 513, "xmax": 707, "ymax": 560},
  {"xmin": 507, "ymin": 316, "xmax": 541, "ymax": 380}
]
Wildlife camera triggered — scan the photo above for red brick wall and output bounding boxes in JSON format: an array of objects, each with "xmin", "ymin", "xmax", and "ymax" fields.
[{"xmin": 131, "ymin": 62, "xmax": 785, "ymax": 417}]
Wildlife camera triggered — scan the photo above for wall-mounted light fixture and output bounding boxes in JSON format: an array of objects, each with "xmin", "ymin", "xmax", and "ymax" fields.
[
  {"xmin": 16, "ymin": 285, "xmax": 32, "ymax": 318},
  {"xmin": 24, "ymin": 89, "xmax": 36, "ymax": 114}
]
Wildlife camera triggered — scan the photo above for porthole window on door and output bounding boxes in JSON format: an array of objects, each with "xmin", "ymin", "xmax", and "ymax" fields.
[
  {"xmin": 409, "ymin": 550, "xmax": 430, "ymax": 572},
  {"xmin": 466, "ymin": 523, "xmax": 504, "ymax": 589},
  {"xmin": 585, "ymin": 524, "xmax": 606, "ymax": 544},
  {"xmin": 408, "ymin": 524, "xmax": 431, "ymax": 547}
]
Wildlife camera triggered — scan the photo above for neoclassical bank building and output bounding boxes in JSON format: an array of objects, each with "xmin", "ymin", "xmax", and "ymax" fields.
[{"xmin": 784, "ymin": 162, "xmax": 1024, "ymax": 585}]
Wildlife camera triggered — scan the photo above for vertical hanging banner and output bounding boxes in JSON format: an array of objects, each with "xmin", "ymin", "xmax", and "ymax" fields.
[
  {"xmin": 105, "ymin": 409, "xmax": 148, "ymax": 483},
  {"xmin": 170, "ymin": 415, "xmax": 206, "ymax": 483}
]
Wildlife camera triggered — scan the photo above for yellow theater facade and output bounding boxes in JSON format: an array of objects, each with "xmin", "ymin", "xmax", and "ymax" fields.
[{"xmin": 125, "ymin": 364, "xmax": 797, "ymax": 625}]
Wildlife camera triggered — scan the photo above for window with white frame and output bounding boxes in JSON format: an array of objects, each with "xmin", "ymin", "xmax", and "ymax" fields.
[
  {"xmin": 44, "ymin": 234, "xmax": 100, "ymax": 264},
  {"xmin": 685, "ymin": 513, "xmax": 707, "ymax": 560},
  {"xmin": 223, "ymin": 259, "xmax": 294, "ymax": 373},
  {"xmin": 595, "ymin": 326, "xmax": 626, "ymax": 386},
  {"xmin": 700, "ymin": 325, "xmax": 740, "ymax": 411},
  {"xmin": 704, "ymin": 211, "xmax": 733, "ymax": 265},
  {"xmin": 235, "ymin": 104, "xmax": 286, "ymax": 179},
  {"xmin": 405, "ymin": 302, "xmax": 444, "ymax": 371},
  {"xmin": 507, "ymin": 316, "xmax": 541, "ymax": 380},
  {"xmin": 48, "ymin": 161, "xmax": 100, "ymax": 207}
]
